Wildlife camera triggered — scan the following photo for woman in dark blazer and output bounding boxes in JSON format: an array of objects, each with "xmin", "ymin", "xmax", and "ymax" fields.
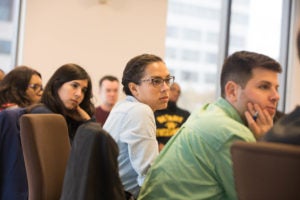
[{"xmin": 28, "ymin": 63, "xmax": 95, "ymax": 143}]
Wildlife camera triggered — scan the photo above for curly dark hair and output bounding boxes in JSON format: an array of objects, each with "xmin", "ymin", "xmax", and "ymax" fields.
[{"xmin": 0, "ymin": 66, "xmax": 41, "ymax": 108}]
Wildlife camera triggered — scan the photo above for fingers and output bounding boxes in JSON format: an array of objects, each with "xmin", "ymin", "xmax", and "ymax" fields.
[
  {"xmin": 252, "ymin": 104, "xmax": 272, "ymax": 125},
  {"xmin": 247, "ymin": 103, "xmax": 266, "ymax": 123},
  {"xmin": 252, "ymin": 111, "xmax": 259, "ymax": 121},
  {"xmin": 245, "ymin": 110, "xmax": 259, "ymax": 133},
  {"xmin": 67, "ymin": 106, "xmax": 91, "ymax": 121},
  {"xmin": 245, "ymin": 102, "xmax": 273, "ymax": 140},
  {"xmin": 245, "ymin": 110, "xmax": 255, "ymax": 124},
  {"xmin": 247, "ymin": 103, "xmax": 261, "ymax": 121},
  {"xmin": 247, "ymin": 102, "xmax": 255, "ymax": 116}
]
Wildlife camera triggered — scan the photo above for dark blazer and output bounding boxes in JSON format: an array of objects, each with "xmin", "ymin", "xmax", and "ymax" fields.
[
  {"xmin": 28, "ymin": 104, "xmax": 92, "ymax": 143},
  {"xmin": 263, "ymin": 106, "xmax": 300, "ymax": 145},
  {"xmin": 0, "ymin": 108, "xmax": 28, "ymax": 200},
  {"xmin": 60, "ymin": 122, "xmax": 126, "ymax": 200}
]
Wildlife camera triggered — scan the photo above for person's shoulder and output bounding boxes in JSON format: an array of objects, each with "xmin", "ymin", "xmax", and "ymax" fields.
[
  {"xmin": 177, "ymin": 106, "xmax": 190, "ymax": 115},
  {"xmin": 0, "ymin": 107, "xmax": 26, "ymax": 120},
  {"xmin": 263, "ymin": 106, "xmax": 300, "ymax": 145},
  {"xmin": 28, "ymin": 104, "xmax": 53, "ymax": 114},
  {"xmin": 109, "ymin": 98, "xmax": 153, "ymax": 124},
  {"xmin": 130, "ymin": 102, "xmax": 153, "ymax": 116},
  {"xmin": 122, "ymin": 96, "xmax": 152, "ymax": 112},
  {"xmin": 95, "ymin": 105, "xmax": 103, "ymax": 112},
  {"xmin": 184, "ymin": 105, "xmax": 251, "ymax": 139}
]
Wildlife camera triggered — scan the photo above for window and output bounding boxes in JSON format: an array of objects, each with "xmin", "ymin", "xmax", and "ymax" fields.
[
  {"xmin": 0, "ymin": 0, "xmax": 21, "ymax": 73},
  {"xmin": 0, "ymin": 40, "xmax": 12, "ymax": 54},
  {"xmin": 165, "ymin": 0, "xmax": 289, "ymax": 112},
  {"xmin": 165, "ymin": 0, "xmax": 223, "ymax": 111},
  {"xmin": 229, "ymin": 0, "xmax": 283, "ymax": 60}
]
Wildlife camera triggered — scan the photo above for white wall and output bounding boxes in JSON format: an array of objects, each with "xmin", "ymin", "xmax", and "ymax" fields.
[
  {"xmin": 20, "ymin": 0, "xmax": 168, "ymax": 105},
  {"xmin": 19, "ymin": 0, "xmax": 300, "ymax": 111}
]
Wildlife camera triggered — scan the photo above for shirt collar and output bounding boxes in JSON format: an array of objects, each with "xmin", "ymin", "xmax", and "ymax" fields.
[{"xmin": 215, "ymin": 97, "xmax": 245, "ymax": 125}]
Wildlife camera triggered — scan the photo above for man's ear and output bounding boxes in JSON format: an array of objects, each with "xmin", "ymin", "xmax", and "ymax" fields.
[
  {"xmin": 224, "ymin": 81, "xmax": 239, "ymax": 103},
  {"xmin": 128, "ymin": 82, "xmax": 138, "ymax": 97}
]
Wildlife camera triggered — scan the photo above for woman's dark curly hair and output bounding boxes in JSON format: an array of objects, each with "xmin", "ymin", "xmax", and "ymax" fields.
[
  {"xmin": 0, "ymin": 66, "xmax": 41, "ymax": 108},
  {"xmin": 41, "ymin": 63, "xmax": 95, "ymax": 117}
]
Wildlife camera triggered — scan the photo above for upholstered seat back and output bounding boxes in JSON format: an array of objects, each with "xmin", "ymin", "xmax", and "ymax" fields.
[
  {"xmin": 20, "ymin": 114, "xmax": 71, "ymax": 200},
  {"xmin": 231, "ymin": 141, "xmax": 300, "ymax": 200}
]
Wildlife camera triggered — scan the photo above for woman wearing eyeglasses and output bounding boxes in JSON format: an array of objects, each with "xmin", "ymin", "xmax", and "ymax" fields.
[
  {"xmin": 0, "ymin": 66, "xmax": 42, "ymax": 111},
  {"xmin": 103, "ymin": 54, "xmax": 174, "ymax": 199},
  {"xmin": 0, "ymin": 65, "xmax": 42, "ymax": 199},
  {"xmin": 27, "ymin": 63, "xmax": 95, "ymax": 143}
]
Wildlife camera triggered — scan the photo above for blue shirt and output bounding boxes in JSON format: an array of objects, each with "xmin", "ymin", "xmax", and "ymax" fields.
[
  {"xmin": 103, "ymin": 96, "xmax": 159, "ymax": 197},
  {"xmin": 138, "ymin": 97, "xmax": 256, "ymax": 200}
]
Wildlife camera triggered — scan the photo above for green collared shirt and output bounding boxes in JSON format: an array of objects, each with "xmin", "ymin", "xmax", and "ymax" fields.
[{"xmin": 138, "ymin": 97, "xmax": 256, "ymax": 200}]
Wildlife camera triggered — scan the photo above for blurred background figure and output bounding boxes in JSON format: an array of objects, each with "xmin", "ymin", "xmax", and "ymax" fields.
[
  {"xmin": 0, "ymin": 66, "xmax": 42, "ymax": 111},
  {"xmin": 155, "ymin": 82, "xmax": 190, "ymax": 151},
  {"xmin": 273, "ymin": 109, "xmax": 286, "ymax": 123},
  {"xmin": 0, "ymin": 69, "xmax": 5, "ymax": 81},
  {"xmin": 95, "ymin": 75, "xmax": 119, "ymax": 126}
]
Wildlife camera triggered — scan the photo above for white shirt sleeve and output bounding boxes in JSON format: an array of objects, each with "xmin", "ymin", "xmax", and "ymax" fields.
[{"xmin": 120, "ymin": 103, "xmax": 159, "ymax": 186}]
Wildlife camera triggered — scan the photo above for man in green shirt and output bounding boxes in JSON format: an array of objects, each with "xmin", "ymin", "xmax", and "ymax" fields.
[{"xmin": 138, "ymin": 51, "xmax": 282, "ymax": 200}]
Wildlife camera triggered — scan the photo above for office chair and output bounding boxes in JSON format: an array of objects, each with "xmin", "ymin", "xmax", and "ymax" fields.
[
  {"xmin": 231, "ymin": 141, "xmax": 300, "ymax": 200},
  {"xmin": 20, "ymin": 113, "xmax": 71, "ymax": 200},
  {"xmin": 60, "ymin": 122, "xmax": 126, "ymax": 200}
]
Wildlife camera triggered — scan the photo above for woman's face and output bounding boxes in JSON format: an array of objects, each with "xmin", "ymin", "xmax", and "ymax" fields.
[
  {"xmin": 58, "ymin": 79, "xmax": 88, "ymax": 110},
  {"xmin": 26, "ymin": 74, "xmax": 43, "ymax": 104},
  {"xmin": 133, "ymin": 61, "xmax": 171, "ymax": 111}
]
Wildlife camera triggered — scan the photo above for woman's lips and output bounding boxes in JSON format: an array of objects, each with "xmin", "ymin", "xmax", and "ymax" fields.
[
  {"xmin": 160, "ymin": 96, "xmax": 169, "ymax": 102},
  {"xmin": 70, "ymin": 99, "xmax": 79, "ymax": 106}
]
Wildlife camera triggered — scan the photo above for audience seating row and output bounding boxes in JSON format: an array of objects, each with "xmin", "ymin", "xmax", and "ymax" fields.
[
  {"xmin": 231, "ymin": 141, "xmax": 300, "ymax": 200},
  {"xmin": 1, "ymin": 110, "xmax": 300, "ymax": 199},
  {"xmin": 1, "ymin": 111, "xmax": 126, "ymax": 200}
]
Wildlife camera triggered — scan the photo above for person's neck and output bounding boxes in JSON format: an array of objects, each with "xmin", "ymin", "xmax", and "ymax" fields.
[
  {"xmin": 100, "ymin": 103, "xmax": 113, "ymax": 112},
  {"xmin": 1, "ymin": 103, "xmax": 18, "ymax": 109}
]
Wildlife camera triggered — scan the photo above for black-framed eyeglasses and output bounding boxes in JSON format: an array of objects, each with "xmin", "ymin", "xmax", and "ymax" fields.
[
  {"xmin": 28, "ymin": 84, "xmax": 43, "ymax": 92},
  {"xmin": 140, "ymin": 76, "xmax": 175, "ymax": 87}
]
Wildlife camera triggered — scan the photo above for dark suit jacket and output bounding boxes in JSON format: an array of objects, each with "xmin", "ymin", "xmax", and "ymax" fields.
[
  {"xmin": 263, "ymin": 106, "xmax": 300, "ymax": 145},
  {"xmin": 60, "ymin": 122, "xmax": 126, "ymax": 200},
  {"xmin": 0, "ymin": 108, "xmax": 28, "ymax": 200}
]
